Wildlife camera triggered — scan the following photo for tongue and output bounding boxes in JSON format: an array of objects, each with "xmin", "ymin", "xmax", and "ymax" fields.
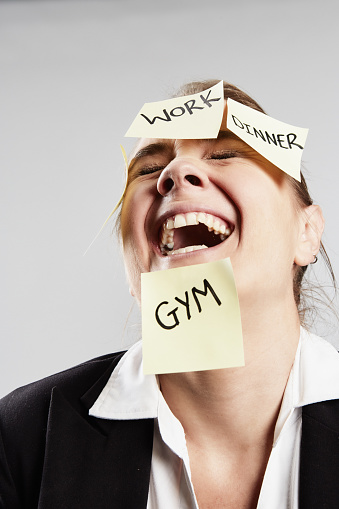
[{"xmin": 174, "ymin": 224, "xmax": 222, "ymax": 249}]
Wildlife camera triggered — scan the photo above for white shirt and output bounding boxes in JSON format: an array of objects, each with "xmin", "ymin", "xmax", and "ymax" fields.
[{"xmin": 89, "ymin": 328, "xmax": 339, "ymax": 508}]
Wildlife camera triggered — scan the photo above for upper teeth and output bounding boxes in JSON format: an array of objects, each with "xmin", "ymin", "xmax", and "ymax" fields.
[{"xmin": 160, "ymin": 212, "xmax": 232, "ymax": 255}]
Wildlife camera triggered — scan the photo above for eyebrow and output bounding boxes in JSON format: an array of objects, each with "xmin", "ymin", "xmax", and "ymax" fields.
[{"xmin": 128, "ymin": 141, "xmax": 173, "ymax": 174}]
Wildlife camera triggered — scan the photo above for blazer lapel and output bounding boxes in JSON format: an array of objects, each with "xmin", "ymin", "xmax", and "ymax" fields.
[
  {"xmin": 37, "ymin": 360, "xmax": 154, "ymax": 509},
  {"xmin": 299, "ymin": 400, "xmax": 339, "ymax": 509}
]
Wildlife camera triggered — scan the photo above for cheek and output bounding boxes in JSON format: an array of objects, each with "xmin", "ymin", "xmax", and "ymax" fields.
[
  {"xmin": 120, "ymin": 185, "xmax": 154, "ymax": 288},
  {"xmin": 231, "ymin": 176, "xmax": 298, "ymax": 268},
  {"xmin": 120, "ymin": 184, "xmax": 145, "ymax": 242},
  {"xmin": 120, "ymin": 199, "xmax": 143, "ymax": 301}
]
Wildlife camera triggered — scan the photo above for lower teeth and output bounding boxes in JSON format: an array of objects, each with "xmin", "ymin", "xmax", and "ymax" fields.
[{"xmin": 167, "ymin": 245, "xmax": 208, "ymax": 255}]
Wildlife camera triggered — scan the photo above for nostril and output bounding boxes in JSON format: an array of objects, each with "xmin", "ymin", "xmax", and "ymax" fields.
[
  {"xmin": 163, "ymin": 178, "xmax": 174, "ymax": 193},
  {"xmin": 185, "ymin": 175, "xmax": 201, "ymax": 186},
  {"xmin": 158, "ymin": 171, "xmax": 203, "ymax": 195}
]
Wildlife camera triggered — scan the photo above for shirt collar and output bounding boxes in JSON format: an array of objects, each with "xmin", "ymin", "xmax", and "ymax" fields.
[
  {"xmin": 89, "ymin": 340, "xmax": 188, "ymax": 459},
  {"xmin": 89, "ymin": 340, "xmax": 159, "ymax": 420},
  {"xmin": 273, "ymin": 327, "xmax": 339, "ymax": 443},
  {"xmin": 89, "ymin": 328, "xmax": 339, "ymax": 443}
]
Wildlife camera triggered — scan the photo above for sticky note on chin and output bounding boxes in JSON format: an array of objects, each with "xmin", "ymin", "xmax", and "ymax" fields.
[
  {"xmin": 141, "ymin": 258, "xmax": 244, "ymax": 375},
  {"xmin": 125, "ymin": 81, "xmax": 224, "ymax": 139},
  {"xmin": 227, "ymin": 98, "xmax": 308, "ymax": 181}
]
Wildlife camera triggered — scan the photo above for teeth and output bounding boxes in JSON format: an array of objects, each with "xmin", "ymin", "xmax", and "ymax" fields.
[
  {"xmin": 213, "ymin": 220, "xmax": 221, "ymax": 232},
  {"xmin": 159, "ymin": 212, "xmax": 233, "ymax": 255},
  {"xmin": 171, "ymin": 245, "xmax": 208, "ymax": 255},
  {"xmin": 174, "ymin": 214, "xmax": 186, "ymax": 228},
  {"xmin": 166, "ymin": 218, "xmax": 174, "ymax": 229},
  {"xmin": 186, "ymin": 212, "xmax": 198, "ymax": 226},
  {"xmin": 197, "ymin": 212, "xmax": 206, "ymax": 224},
  {"xmin": 192, "ymin": 244, "xmax": 208, "ymax": 251}
]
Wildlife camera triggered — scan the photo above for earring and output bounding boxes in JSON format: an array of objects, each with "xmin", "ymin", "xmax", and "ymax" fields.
[{"xmin": 311, "ymin": 254, "xmax": 318, "ymax": 264}]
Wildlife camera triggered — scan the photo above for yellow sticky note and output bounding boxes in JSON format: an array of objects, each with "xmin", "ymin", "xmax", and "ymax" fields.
[
  {"xmin": 227, "ymin": 98, "xmax": 309, "ymax": 181},
  {"xmin": 125, "ymin": 81, "xmax": 224, "ymax": 139},
  {"xmin": 141, "ymin": 258, "xmax": 244, "ymax": 375}
]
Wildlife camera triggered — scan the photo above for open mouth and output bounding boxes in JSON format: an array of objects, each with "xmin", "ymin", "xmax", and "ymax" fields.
[{"xmin": 159, "ymin": 212, "xmax": 233, "ymax": 256}]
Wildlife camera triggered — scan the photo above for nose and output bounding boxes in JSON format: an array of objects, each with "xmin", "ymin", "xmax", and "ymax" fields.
[{"xmin": 157, "ymin": 158, "xmax": 209, "ymax": 196}]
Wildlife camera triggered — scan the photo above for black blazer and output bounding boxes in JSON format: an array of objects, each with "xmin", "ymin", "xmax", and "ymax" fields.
[{"xmin": 1, "ymin": 351, "xmax": 339, "ymax": 509}]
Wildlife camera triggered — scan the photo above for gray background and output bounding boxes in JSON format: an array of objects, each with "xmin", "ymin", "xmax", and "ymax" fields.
[{"xmin": 1, "ymin": 0, "xmax": 338, "ymax": 398}]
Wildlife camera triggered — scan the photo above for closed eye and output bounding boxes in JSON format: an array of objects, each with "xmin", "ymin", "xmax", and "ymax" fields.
[
  {"xmin": 206, "ymin": 150, "xmax": 238, "ymax": 160},
  {"xmin": 136, "ymin": 165, "xmax": 165, "ymax": 177}
]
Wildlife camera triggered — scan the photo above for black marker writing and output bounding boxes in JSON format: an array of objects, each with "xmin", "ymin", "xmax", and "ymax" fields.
[
  {"xmin": 155, "ymin": 279, "xmax": 222, "ymax": 331},
  {"xmin": 200, "ymin": 89, "xmax": 221, "ymax": 108},
  {"xmin": 231, "ymin": 115, "xmax": 304, "ymax": 150},
  {"xmin": 175, "ymin": 291, "xmax": 191, "ymax": 320},
  {"xmin": 192, "ymin": 279, "xmax": 222, "ymax": 312},
  {"xmin": 141, "ymin": 93, "xmax": 221, "ymax": 125},
  {"xmin": 155, "ymin": 302, "xmax": 179, "ymax": 330}
]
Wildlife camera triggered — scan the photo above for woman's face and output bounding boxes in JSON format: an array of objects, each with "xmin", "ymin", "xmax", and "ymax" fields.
[{"xmin": 120, "ymin": 130, "xmax": 304, "ymax": 306}]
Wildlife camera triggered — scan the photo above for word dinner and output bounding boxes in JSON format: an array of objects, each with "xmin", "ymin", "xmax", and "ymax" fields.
[{"xmin": 230, "ymin": 115, "xmax": 304, "ymax": 150}]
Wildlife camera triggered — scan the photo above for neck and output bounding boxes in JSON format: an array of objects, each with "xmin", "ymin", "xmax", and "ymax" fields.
[{"xmin": 158, "ymin": 299, "xmax": 301, "ymax": 450}]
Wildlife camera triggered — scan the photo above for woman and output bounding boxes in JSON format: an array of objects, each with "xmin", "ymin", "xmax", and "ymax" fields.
[{"xmin": 0, "ymin": 80, "xmax": 338, "ymax": 509}]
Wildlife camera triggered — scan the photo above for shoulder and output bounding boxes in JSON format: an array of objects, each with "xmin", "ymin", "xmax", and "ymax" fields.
[
  {"xmin": 0, "ymin": 352, "xmax": 127, "ymax": 507},
  {"xmin": 0, "ymin": 351, "xmax": 126, "ymax": 430},
  {"xmin": 303, "ymin": 399, "xmax": 339, "ymax": 434}
]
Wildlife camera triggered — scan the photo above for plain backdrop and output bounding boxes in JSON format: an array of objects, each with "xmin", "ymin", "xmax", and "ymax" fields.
[{"xmin": 1, "ymin": 0, "xmax": 339, "ymax": 397}]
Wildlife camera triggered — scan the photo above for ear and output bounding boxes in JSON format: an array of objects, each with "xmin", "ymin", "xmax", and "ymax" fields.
[{"xmin": 294, "ymin": 205, "xmax": 325, "ymax": 267}]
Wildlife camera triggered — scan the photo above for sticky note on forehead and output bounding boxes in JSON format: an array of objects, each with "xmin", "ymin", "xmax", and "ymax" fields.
[
  {"xmin": 141, "ymin": 258, "xmax": 244, "ymax": 375},
  {"xmin": 125, "ymin": 81, "xmax": 224, "ymax": 139},
  {"xmin": 227, "ymin": 98, "xmax": 308, "ymax": 181}
]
